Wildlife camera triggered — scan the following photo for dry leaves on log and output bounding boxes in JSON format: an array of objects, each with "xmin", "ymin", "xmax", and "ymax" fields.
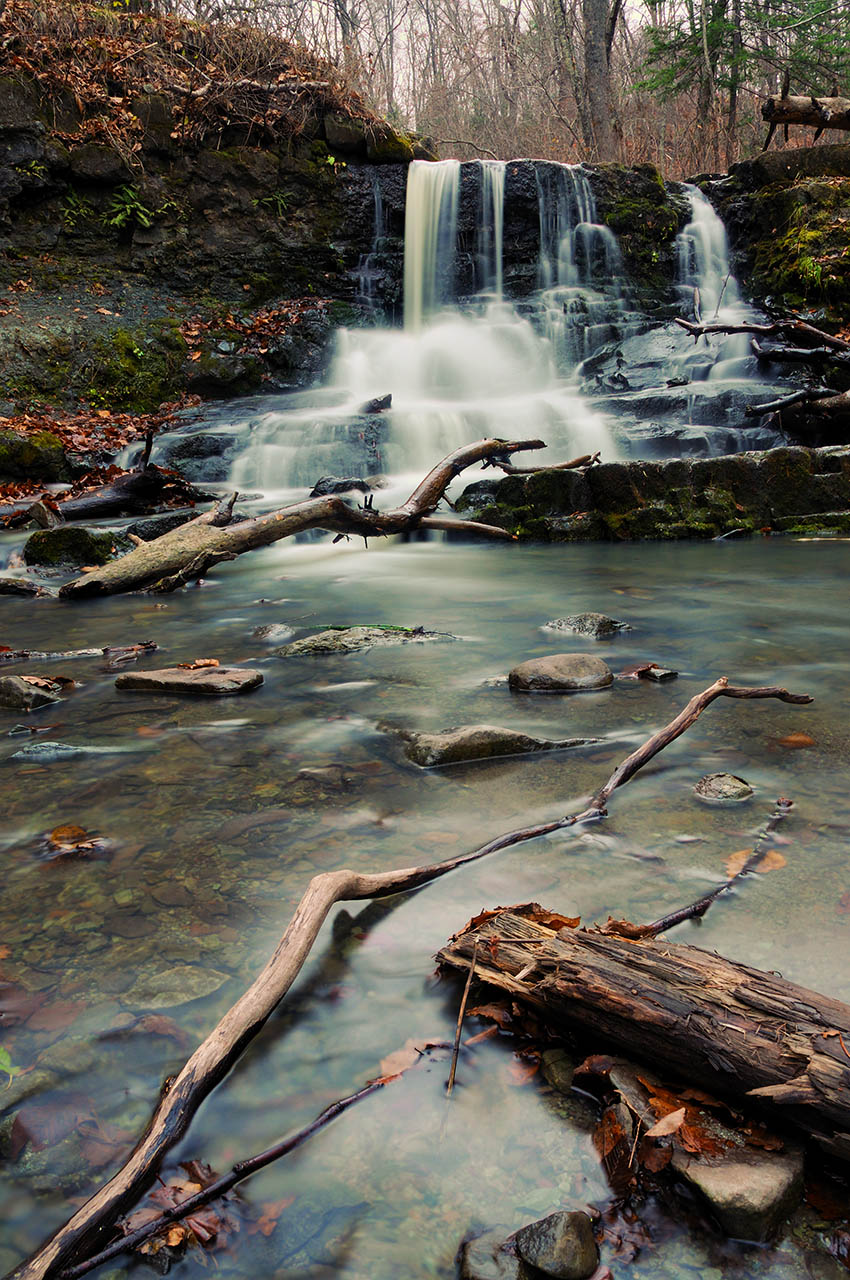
[
  {"xmin": 36, "ymin": 825, "xmax": 112, "ymax": 862},
  {"xmin": 120, "ymin": 1160, "xmax": 238, "ymax": 1262}
]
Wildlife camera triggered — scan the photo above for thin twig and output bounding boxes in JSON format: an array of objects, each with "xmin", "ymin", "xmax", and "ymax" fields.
[{"xmin": 446, "ymin": 938, "xmax": 479, "ymax": 1098}]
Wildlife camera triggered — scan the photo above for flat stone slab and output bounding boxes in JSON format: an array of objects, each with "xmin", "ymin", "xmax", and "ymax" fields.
[
  {"xmin": 121, "ymin": 964, "xmax": 230, "ymax": 1010},
  {"xmin": 509, "ymin": 654, "xmax": 613, "ymax": 693},
  {"xmin": 543, "ymin": 612, "xmax": 631, "ymax": 638},
  {"xmin": 115, "ymin": 666, "xmax": 263, "ymax": 696},
  {"xmin": 404, "ymin": 724, "xmax": 597, "ymax": 767},
  {"xmin": 694, "ymin": 772, "xmax": 753, "ymax": 803},
  {"xmin": 0, "ymin": 675, "xmax": 62, "ymax": 711},
  {"xmin": 671, "ymin": 1145, "xmax": 804, "ymax": 1241},
  {"xmin": 276, "ymin": 625, "xmax": 456, "ymax": 657}
]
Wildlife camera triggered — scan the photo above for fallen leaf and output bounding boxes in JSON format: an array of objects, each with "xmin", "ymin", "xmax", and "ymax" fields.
[
  {"xmin": 777, "ymin": 732, "xmax": 815, "ymax": 749},
  {"xmin": 507, "ymin": 1054, "xmax": 539, "ymax": 1085},
  {"xmin": 725, "ymin": 848, "xmax": 787, "ymax": 877},
  {"xmin": 176, "ymin": 658, "xmax": 220, "ymax": 669},
  {"xmin": 248, "ymin": 1195, "xmax": 295, "ymax": 1237},
  {"xmin": 467, "ymin": 1002, "xmax": 514, "ymax": 1029},
  {"xmin": 637, "ymin": 1139, "xmax": 673, "ymax": 1172},
  {"xmin": 645, "ymin": 1106, "xmax": 686, "ymax": 1138}
]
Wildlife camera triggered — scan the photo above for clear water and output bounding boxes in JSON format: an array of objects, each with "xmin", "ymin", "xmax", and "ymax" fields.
[{"xmin": 1, "ymin": 533, "xmax": 848, "ymax": 1280}]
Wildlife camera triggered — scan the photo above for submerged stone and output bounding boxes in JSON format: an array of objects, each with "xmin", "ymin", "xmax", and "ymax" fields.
[
  {"xmin": 513, "ymin": 1211, "xmax": 599, "ymax": 1279},
  {"xmin": 459, "ymin": 1228, "xmax": 530, "ymax": 1280},
  {"xmin": 543, "ymin": 612, "xmax": 631, "ymax": 638},
  {"xmin": 121, "ymin": 964, "xmax": 230, "ymax": 1010},
  {"xmin": 694, "ymin": 772, "xmax": 754, "ymax": 803},
  {"xmin": 115, "ymin": 666, "xmax": 263, "ymax": 696},
  {"xmin": 508, "ymin": 654, "xmax": 613, "ymax": 693},
  {"xmin": 403, "ymin": 724, "xmax": 596, "ymax": 767},
  {"xmin": 276, "ymin": 625, "xmax": 456, "ymax": 656}
]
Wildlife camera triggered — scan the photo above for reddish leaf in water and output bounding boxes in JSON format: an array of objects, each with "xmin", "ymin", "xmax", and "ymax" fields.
[
  {"xmin": 0, "ymin": 981, "xmax": 46, "ymax": 1026},
  {"xmin": 678, "ymin": 1121, "xmax": 725, "ymax": 1157},
  {"xmin": 638, "ymin": 1139, "xmax": 674, "ymax": 1172},
  {"xmin": 725, "ymin": 848, "xmax": 786, "ymax": 877},
  {"xmin": 247, "ymin": 1195, "xmax": 295, "ymax": 1237},
  {"xmin": 507, "ymin": 1054, "xmax": 540, "ymax": 1086},
  {"xmin": 26, "ymin": 999, "xmax": 85, "ymax": 1032},
  {"xmin": 596, "ymin": 916, "xmax": 654, "ymax": 940},
  {"xmin": 176, "ymin": 658, "xmax": 220, "ymax": 669},
  {"xmin": 78, "ymin": 1118, "xmax": 134, "ymax": 1169},
  {"xmin": 594, "ymin": 1104, "xmax": 629, "ymax": 1160},
  {"xmin": 777, "ymin": 732, "xmax": 815, "ymax": 749},
  {"xmin": 467, "ymin": 1002, "xmax": 514, "ymax": 1029},
  {"xmin": 10, "ymin": 1093, "xmax": 93, "ymax": 1157}
]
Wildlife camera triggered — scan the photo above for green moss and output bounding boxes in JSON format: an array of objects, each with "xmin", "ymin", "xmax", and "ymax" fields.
[
  {"xmin": 749, "ymin": 179, "xmax": 850, "ymax": 318},
  {"xmin": 23, "ymin": 526, "xmax": 130, "ymax": 567},
  {"xmin": 0, "ymin": 429, "xmax": 70, "ymax": 481},
  {"xmin": 76, "ymin": 318, "xmax": 188, "ymax": 411}
]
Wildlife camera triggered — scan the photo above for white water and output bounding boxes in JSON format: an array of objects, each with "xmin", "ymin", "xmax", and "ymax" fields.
[
  {"xmin": 403, "ymin": 159, "xmax": 460, "ymax": 332},
  {"xmin": 676, "ymin": 184, "xmax": 752, "ymax": 378},
  {"xmin": 232, "ymin": 160, "xmax": 619, "ymax": 496},
  {"xmin": 477, "ymin": 159, "xmax": 505, "ymax": 299}
]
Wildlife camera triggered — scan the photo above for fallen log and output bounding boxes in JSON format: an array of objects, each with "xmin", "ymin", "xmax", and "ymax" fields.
[
  {"xmin": 675, "ymin": 316, "xmax": 850, "ymax": 353},
  {"xmin": 762, "ymin": 93, "xmax": 850, "ymax": 147},
  {"xmin": 58, "ymin": 437, "xmax": 544, "ymax": 599},
  {"xmin": 436, "ymin": 904, "xmax": 850, "ymax": 1163},
  {"xmin": 484, "ymin": 451, "xmax": 601, "ymax": 476},
  {"xmin": 7, "ymin": 677, "xmax": 811, "ymax": 1280}
]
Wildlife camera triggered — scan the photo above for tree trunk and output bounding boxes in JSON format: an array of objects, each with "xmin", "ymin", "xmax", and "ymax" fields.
[
  {"xmin": 581, "ymin": 0, "xmax": 616, "ymax": 159},
  {"xmin": 437, "ymin": 905, "xmax": 850, "ymax": 1162}
]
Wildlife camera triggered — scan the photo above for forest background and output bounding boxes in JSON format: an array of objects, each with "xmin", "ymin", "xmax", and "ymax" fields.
[{"xmin": 95, "ymin": 0, "xmax": 850, "ymax": 178}]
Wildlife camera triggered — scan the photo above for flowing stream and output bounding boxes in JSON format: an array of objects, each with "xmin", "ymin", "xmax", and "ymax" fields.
[{"xmin": 0, "ymin": 163, "xmax": 847, "ymax": 1280}]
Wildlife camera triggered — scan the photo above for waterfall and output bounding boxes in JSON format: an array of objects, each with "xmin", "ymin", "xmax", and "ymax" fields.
[
  {"xmin": 476, "ymin": 160, "xmax": 506, "ymax": 299},
  {"xmin": 403, "ymin": 159, "xmax": 460, "ymax": 330},
  {"xmin": 676, "ymin": 184, "xmax": 742, "ymax": 319},
  {"xmin": 355, "ymin": 171, "xmax": 386, "ymax": 311},
  {"xmin": 534, "ymin": 162, "xmax": 633, "ymax": 367}
]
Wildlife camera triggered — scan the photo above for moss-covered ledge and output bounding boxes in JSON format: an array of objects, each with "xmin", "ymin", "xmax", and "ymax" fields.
[{"xmin": 455, "ymin": 446, "xmax": 850, "ymax": 541}]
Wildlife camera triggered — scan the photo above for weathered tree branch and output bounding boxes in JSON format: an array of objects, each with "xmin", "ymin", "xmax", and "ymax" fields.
[
  {"xmin": 484, "ymin": 451, "xmax": 601, "ymax": 476},
  {"xmin": 58, "ymin": 438, "xmax": 544, "ymax": 599},
  {"xmin": 762, "ymin": 92, "xmax": 850, "ymax": 143},
  {"xmin": 7, "ymin": 677, "xmax": 812, "ymax": 1280},
  {"xmin": 675, "ymin": 316, "xmax": 850, "ymax": 352}
]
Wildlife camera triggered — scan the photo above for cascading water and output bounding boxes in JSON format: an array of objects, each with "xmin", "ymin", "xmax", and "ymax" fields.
[
  {"xmin": 403, "ymin": 159, "xmax": 460, "ymax": 331},
  {"xmin": 534, "ymin": 163, "xmax": 637, "ymax": 367},
  {"xmin": 229, "ymin": 158, "xmax": 617, "ymax": 497},
  {"xmin": 475, "ymin": 160, "xmax": 505, "ymax": 299}
]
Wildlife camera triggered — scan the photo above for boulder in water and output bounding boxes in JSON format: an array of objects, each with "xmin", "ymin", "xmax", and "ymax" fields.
[
  {"xmin": 276, "ymin": 625, "xmax": 457, "ymax": 657},
  {"xmin": 508, "ymin": 654, "xmax": 613, "ymax": 693},
  {"xmin": 310, "ymin": 476, "xmax": 373, "ymax": 496},
  {"xmin": 694, "ymin": 773, "xmax": 753, "ymax": 803},
  {"xmin": 403, "ymin": 724, "xmax": 597, "ymax": 767},
  {"xmin": 513, "ymin": 1211, "xmax": 599, "ymax": 1279},
  {"xmin": 0, "ymin": 675, "xmax": 62, "ymax": 711},
  {"xmin": 115, "ymin": 666, "xmax": 263, "ymax": 696},
  {"xmin": 543, "ymin": 612, "xmax": 631, "ymax": 638}
]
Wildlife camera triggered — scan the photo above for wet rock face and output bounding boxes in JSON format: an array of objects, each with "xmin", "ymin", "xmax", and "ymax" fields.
[
  {"xmin": 0, "ymin": 675, "xmax": 62, "ymax": 711},
  {"xmin": 508, "ymin": 654, "xmax": 614, "ymax": 693},
  {"xmin": 513, "ymin": 1211, "xmax": 599, "ymax": 1280},
  {"xmin": 457, "ymin": 445, "xmax": 850, "ymax": 542}
]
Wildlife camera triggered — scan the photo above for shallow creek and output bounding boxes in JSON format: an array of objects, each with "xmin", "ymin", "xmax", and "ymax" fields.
[{"xmin": 0, "ymin": 533, "xmax": 848, "ymax": 1280}]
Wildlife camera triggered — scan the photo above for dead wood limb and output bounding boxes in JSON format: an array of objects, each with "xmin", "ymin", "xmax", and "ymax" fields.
[
  {"xmin": 675, "ymin": 316, "xmax": 850, "ymax": 353},
  {"xmin": 446, "ymin": 938, "xmax": 479, "ymax": 1098},
  {"xmin": 751, "ymin": 338, "xmax": 850, "ymax": 365},
  {"xmin": 485, "ymin": 451, "xmax": 601, "ymax": 476},
  {"xmin": 744, "ymin": 387, "xmax": 834, "ymax": 417},
  {"xmin": 59, "ymin": 1075, "xmax": 398, "ymax": 1280},
  {"xmin": 437, "ymin": 905, "xmax": 850, "ymax": 1162},
  {"xmin": 8, "ymin": 677, "xmax": 812, "ymax": 1280},
  {"xmin": 58, "ymin": 438, "xmax": 545, "ymax": 599},
  {"xmin": 640, "ymin": 797, "xmax": 794, "ymax": 937},
  {"xmin": 762, "ymin": 92, "xmax": 850, "ymax": 140}
]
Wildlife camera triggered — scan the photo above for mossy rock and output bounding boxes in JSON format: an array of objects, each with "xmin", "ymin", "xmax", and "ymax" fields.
[
  {"xmin": 365, "ymin": 122, "xmax": 415, "ymax": 164},
  {"xmin": 745, "ymin": 177, "xmax": 850, "ymax": 316},
  {"xmin": 23, "ymin": 526, "xmax": 131, "ymax": 568},
  {"xmin": 0, "ymin": 430, "xmax": 69, "ymax": 481},
  {"xmin": 76, "ymin": 319, "xmax": 188, "ymax": 411}
]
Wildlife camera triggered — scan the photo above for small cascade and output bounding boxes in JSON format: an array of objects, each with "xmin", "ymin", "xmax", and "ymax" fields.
[
  {"xmin": 403, "ymin": 159, "xmax": 460, "ymax": 330},
  {"xmin": 355, "ymin": 171, "xmax": 386, "ymax": 311},
  {"xmin": 474, "ymin": 160, "xmax": 506, "ymax": 299},
  {"xmin": 533, "ymin": 162, "xmax": 633, "ymax": 367},
  {"xmin": 675, "ymin": 185, "xmax": 751, "ymax": 379}
]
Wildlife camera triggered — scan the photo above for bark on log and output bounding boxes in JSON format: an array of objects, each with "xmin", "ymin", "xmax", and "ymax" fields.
[
  {"xmin": 437, "ymin": 905, "xmax": 850, "ymax": 1162},
  {"xmin": 762, "ymin": 93, "xmax": 850, "ymax": 136},
  {"xmin": 58, "ymin": 438, "xmax": 544, "ymax": 599},
  {"xmin": 675, "ymin": 316, "xmax": 850, "ymax": 353}
]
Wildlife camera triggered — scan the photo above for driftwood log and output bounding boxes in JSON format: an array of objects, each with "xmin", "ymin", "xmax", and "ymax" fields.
[
  {"xmin": 58, "ymin": 437, "xmax": 543, "ymax": 599},
  {"xmin": 762, "ymin": 93, "xmax": 850, "ymax": 147},
  {"xmin": 7, "ymin": 678, "xmax": 812, "ymax": 1280},
  {"xmin": 675, "ymin": 316, "xmax": 850, "ymax": 354},
  {"xmin": 437, "ymin": 906, "xmax": 850, "ymax": 1162}
]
